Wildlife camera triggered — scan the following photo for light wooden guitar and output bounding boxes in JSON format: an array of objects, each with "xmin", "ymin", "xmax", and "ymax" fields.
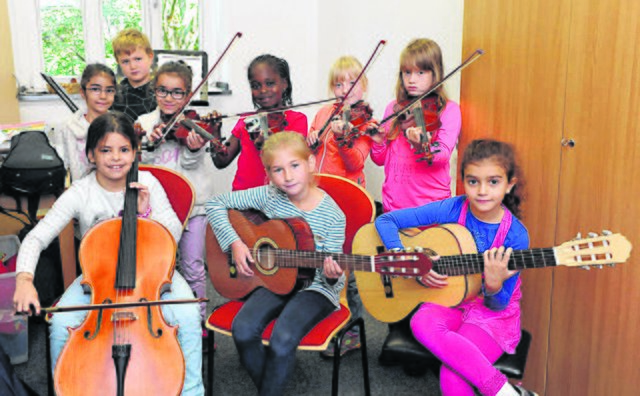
[
  {"xmin": 352, "ymin": 223, "xmax": 632, "ymax": 323},
  {"xmin": 205, "ymin": 210, "xmax": 432, "ymax": 300}
]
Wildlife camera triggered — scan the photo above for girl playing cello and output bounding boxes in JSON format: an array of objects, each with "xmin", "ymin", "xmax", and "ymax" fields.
[{"xmin": 13, "ymin": 112, "xmax": 204, "ymax": 395}]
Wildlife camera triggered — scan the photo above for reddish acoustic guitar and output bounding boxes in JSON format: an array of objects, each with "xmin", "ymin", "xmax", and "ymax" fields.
[{"xmin": 205, "ymin": 210, "xmax": 431, "ymax": 300}]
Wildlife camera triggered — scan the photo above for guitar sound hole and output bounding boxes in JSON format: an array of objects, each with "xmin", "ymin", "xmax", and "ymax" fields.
[{"xmin": 256, "ymin": 244, "xmax": 276, "ymax": 271}]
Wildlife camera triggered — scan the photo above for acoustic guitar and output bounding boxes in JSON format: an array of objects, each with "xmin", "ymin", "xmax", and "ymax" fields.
[
  {"xmin": 352, "ymin": 223, "xmax": 632, "ymax": 323},
  {"xmin": 205, "ymin": 210, "xmax": 431, "ymax": 300}
]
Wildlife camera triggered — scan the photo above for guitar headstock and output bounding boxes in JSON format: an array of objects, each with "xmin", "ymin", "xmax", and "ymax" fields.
[
  {"xmin": 555, "ymin": 231, "xmax": 632, "ymax": 269},
  {"xmin": 374, "ymin": 248, "xmax": 432, "ymax": 277}
]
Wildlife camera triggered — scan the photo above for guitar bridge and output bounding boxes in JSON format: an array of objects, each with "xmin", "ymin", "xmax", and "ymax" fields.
[{"xmin": 382, "ymin": 275, "xmax": 394, "ymax": 298}]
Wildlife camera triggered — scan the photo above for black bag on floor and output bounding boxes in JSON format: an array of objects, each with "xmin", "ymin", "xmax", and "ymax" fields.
[{"xmin": 0, "ymin": 131, "xmax": 65, "ymax": 220}]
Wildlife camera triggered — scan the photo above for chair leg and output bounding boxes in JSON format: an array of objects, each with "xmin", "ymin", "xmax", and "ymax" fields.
[
  {"xmin": 207, "ymin": 329, "xmax": 215, "ymax": 396},
  {"xmin": 356, "ymin": 318, "xmax": 371, "ymax": 396},
  {"xmin": 331, "ymin": 328, "xmax": 346, "ymax": 396}
]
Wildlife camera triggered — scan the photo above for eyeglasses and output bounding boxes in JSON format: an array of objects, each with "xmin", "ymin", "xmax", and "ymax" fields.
[
  {"xmin": 155, "ymin": 87, "xmax": 187, "ymax": 100},
  {"xmin": 85, "ymin": 86, "xmax": 117, "ymax": 96}
]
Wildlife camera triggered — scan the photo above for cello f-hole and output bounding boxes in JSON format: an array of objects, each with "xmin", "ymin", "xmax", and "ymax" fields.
[
  {"xmin": 84, "ymin": 306, "xmax": 106, "ymax": 340},
  {"xmin": 142, "ymin": 298, "xmax": 163, "ymax": 338}
]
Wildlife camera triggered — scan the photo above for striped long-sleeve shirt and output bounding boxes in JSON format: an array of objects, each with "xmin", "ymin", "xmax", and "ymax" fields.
[{"xmin": 205, "ymin": 184, "xmax": 346, "ymax": 308}]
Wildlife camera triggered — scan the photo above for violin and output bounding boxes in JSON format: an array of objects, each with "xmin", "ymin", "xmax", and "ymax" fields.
[
  {"xmin": 377, "ymin": 49, "xmax": 485, "ymax": 164},
  {"xmin": 54, "ymin": 156, "xmax": 185, "ymax": 395},
  {"xmin": 244, "ymin": 111, "xmax": 288, "ymax": 150},
  {"xmin": 159, "ymin": 109, "xmax": 220, "ymax": 146},
  {"xmin": 311, "ymin": 40, "xmax": 386, "ymax": 150},
  {"xmin": 332, "ymin": 100, "xmax": 375, "ymax": 148},
  {"xmin": 393, "ymin": 95, "xmax": 442, "ymax": 164}
]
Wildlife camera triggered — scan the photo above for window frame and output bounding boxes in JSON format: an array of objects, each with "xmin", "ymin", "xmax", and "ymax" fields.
[{"xmin": 8, "ymin": 0, "xmax": 210, "ymax": 92}]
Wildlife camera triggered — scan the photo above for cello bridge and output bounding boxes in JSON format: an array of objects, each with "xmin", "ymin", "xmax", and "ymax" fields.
[{"xmin": 112, "ymin": 311, "xmax": 138, "ymax": 323}]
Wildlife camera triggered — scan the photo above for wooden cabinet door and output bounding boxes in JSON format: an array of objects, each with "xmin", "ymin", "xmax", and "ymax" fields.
[
  {"xmin": 546, "ymin": 1, "xmax": 640, "ymax": 394},
  {"xmin": 461, "ymin": 2, "xmax": 571, "ymax": 391}
]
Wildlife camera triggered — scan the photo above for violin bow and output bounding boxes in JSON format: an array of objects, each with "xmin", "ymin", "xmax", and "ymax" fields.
[
  {"xmin": 40, "ymin": 72, "xmax": 79, "ymax": 113},
  {"xmin": 376, "ymin": 48, "xmax": 485, "ymax": 127},
  {"xmin": 154, "ymin": 32, "xmax": 243, "ymax": 146},
  {"xmin": 206, "ymin": 96, "xmax": 339, "ymax": 123},
  {"xmin": 311, "ymin": 39, "xmax": 387, "ymax": 150}
]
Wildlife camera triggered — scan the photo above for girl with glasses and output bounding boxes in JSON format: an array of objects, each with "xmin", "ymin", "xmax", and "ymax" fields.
[
  {"xmin": 52, "ymin": 63, "xmax": 117, "ymax": 182},
  {"xmin": 136, "ymin": 61, "xmax": 222, "ymax": 323}
]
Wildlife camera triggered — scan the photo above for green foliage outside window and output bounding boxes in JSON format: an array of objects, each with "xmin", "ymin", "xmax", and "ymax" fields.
[
  {"xmin": 41, "ymin": 5, "xmax": 86, "ymax": 77},
  {"xmin": 163, "ymin": 0, "xmax": 200, "ymax": 51},
  {"xmin": 40, "ymin": 0, "xmax": 199, "ymax": 77}
]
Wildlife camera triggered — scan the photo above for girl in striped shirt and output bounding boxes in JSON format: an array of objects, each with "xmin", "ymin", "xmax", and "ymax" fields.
[{"xmin": 205, "ymin": 132, "xmax": 345, "ymax": 395}]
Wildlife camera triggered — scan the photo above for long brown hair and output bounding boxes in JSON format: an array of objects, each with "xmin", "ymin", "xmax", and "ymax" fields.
[
  {"xmin": 389, "ymin": 38, "xmax": 448, "ymax": 140},
  {"xmin": 460, "ymin": 139, "xmax": 525, "ymax": 218}
]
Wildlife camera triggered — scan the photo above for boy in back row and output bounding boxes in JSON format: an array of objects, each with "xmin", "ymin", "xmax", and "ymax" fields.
[{"xmin": 111, "ymin": 28, "xmax": 157, "ymax": 122}]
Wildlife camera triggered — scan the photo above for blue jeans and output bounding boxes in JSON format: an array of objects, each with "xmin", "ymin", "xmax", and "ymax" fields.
[
  {"xmin": 232, "ymin": 288, "xmax": 334, "ymax": 396},
  {"xmin": 50, "ymin": 273, "xmax": 204, "ymax": 395}
]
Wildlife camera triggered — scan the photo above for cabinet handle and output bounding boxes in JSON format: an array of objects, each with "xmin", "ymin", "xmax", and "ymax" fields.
[{"xmin": 561, "ymin": 138, "xmax": 576, "ymax": 148}]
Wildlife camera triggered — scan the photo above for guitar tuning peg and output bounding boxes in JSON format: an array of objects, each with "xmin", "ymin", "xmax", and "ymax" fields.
[
  {"xmin": 389, "ymin": 248, "xmax": 402, "ymax": 253},
  {"xmin": 602, "ymin": 230, "xmax": 612, "ymax": 235},
  {"xmin": 588, "ymin": 232, "xmax": 598, "ymax": 238},
  {"xmin": 595, "ymin": 265, "xmax": 603, "ymax": 269},
  {"xmin": 608, "ymin": 264, "xmax": 616, "ymax": 268},
  {"xmin": 580, "ymin": 265, "xmax": 591, "ymax": 270},
  {"xmin": 414, "ymin": 247, "xmax": 424, "ymax": 253},
  {"xmin": 575, "ymin": 232, "xmax": 582, "ymax": 240},
  {"xmin": 403, "ymin": 247, "xmax": 412, "ymax": 253}
]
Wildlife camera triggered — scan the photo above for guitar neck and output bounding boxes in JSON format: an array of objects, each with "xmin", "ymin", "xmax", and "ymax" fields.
[
  {"xmin": 434, "ymin": 247, "xmax": 557, "ymax": 276},
  {"xmin": 267, "ymin": 249, "xmax": 376, "ymax": 272}
]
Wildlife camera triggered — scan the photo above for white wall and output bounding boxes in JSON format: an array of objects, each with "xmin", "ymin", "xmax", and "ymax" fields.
[{"xmin": 16, "ymin": 0, "xmax": 465, "ymax": 200}]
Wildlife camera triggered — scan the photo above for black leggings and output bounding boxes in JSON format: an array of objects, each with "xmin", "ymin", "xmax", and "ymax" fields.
[{"xmin": 232, "ymin": 287, "xmax": 334, "ymax": 396}]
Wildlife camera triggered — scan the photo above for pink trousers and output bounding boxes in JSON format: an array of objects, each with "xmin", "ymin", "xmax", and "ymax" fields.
[{"xmin": 410, "ymin": 303, "xmax": 509, "ymax": 396}]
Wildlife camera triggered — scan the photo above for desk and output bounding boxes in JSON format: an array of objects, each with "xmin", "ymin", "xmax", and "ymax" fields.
[{"xmin": 0, "ymin": 194, "xmax": 76, "ymax": 289}]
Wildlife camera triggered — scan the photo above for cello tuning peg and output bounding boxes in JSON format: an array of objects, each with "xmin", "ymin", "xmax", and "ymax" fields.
[
  {"xmin": 588, "ymin": 232, "xmax": 598, "ymax": 238},
  {"xmin": 602, "ymin": 230, "xmax": 612, "ymax": 236}
]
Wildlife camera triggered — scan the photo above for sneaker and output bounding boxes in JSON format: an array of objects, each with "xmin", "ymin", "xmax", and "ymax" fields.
[
  {"xmin": 513, "ymin": 384, "xmax": 538, "ymax": 396},
  {"xmin": 320, "ymin": 330, "xmax": 361, "ymax": 358}
]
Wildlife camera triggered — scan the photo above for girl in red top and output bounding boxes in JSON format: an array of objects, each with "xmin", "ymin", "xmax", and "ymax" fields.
[
  {"xmin": 211, "ymin": 54, "xmax": 307, "ymax": 190},
  {"xmin": 307, "ymin": 56, "xmax": 375, "ymax": 187}
]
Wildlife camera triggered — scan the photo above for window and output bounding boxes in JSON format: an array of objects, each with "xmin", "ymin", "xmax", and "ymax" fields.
[
  {"xmin": 163, "ymin": 0, "xmax": 200, "ymax": 51},
  {"xmin": 40, "ymin": 0, "xmax": 85, "ymax": 77},
  {"xmin": 102, "ymin": 0, "xmax": 143, "ymax": 72},
  {"xmin": 8, "ymin": 0, "xmax": 208, "ymax": 92}
]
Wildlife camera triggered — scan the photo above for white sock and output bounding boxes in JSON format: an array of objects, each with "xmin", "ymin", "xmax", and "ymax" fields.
[{"xmin": 495, "ymin": 382, "xmax": 519, "ymax": 396}]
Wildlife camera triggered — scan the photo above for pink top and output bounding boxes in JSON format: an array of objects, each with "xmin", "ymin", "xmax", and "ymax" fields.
[
  {"xmin": 231, "ymin": 110, "xmax": 308, "ymax": 191},
  {"xmin": 310, "ymin": 104, "xmax": 373, "ymax": 187},
  {"xmin": 370, "ymin": 100, "xmax": 461, "ymax": 212},
  {"xmin": 457, "ymin": 200, "xmax": 522, "ymax": 353}
]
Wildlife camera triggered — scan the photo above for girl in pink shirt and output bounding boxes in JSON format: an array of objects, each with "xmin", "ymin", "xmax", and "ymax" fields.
[
  {"xmin": 211, "ymin": 54, "xmax": 307, "ymax": 191},
  {"xmin": 370, "ymin": 38, "xmax": 461, "ymax": 212}
]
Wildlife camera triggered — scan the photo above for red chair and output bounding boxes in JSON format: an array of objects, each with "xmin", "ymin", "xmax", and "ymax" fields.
[
  {"xmin": 205, "ymin": 174, "xmax": 375, "ymax": 396},
  {"xmin": 139, "ymin": 164, "xmax": 195, "ymax": 229}
]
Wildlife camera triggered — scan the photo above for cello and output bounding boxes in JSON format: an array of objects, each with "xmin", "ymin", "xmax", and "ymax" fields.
[{"xmin": 53, "ymin": 156, "xmax": 185, "ymax": 395}]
